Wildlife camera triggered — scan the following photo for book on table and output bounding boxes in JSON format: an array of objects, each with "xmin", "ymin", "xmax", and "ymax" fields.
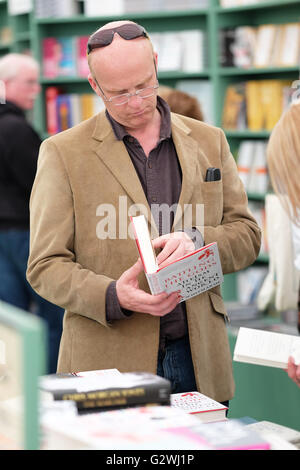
[
  {"xmin": 130, "ymin": 215, "xmax": 223, "ymax": 301},
  {"xmin": 233, "ymin": 327, "xmax": 300, "ymax": 369},
  {"xmin": 39, "ymin": 369, "xmax": 171, "ymax": 413},
  {"xmin": 170, "ymin": 391, "xmax": 228, "ymax": 423}
]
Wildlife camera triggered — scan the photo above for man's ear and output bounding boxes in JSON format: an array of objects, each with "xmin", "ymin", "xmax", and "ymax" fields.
[{"xmin": 88, "ymin": 73, "xmax": 100, "ymax": 96}]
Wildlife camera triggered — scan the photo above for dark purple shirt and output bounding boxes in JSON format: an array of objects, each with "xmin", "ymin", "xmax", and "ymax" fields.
[{"xmin": 105, "ymin": 97, "xmax": 203, "ymax": 349}]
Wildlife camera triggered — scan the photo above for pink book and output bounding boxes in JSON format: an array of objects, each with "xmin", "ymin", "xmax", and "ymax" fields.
[
  {"xmin": 43, "ymin": 38, "xmax": 60, "ymax": 78},
  {"xmin": 77, "ymin": 36, "xmax": 90, "ymax": 77}
]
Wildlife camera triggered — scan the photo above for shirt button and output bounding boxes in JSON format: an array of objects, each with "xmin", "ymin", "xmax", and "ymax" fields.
[
  {"xmin": 148, "ymin": 162, "xmax": 152, "ymax": 169},
  {"xmin": 152, "ymin": 197, "xmax": 157, "ymax": 202},
  {"xmin": 128, "ymin": 137, "xmax": 134, "ymax": 143}
]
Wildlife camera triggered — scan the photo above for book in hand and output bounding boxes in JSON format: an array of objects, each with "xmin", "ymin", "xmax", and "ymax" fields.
[
  {"xmin": 130, "ymin": 215, "xmax": 223, "ymax": 301},
  {"xmin": 40, "ymin": 370, "xmax": 171, "ymax": 413},
  {"xmin": 233, "ymin": 327, "xmax": 300, "ymax": 369},
  {"xmin": 170, "ymin": 392, "xmax": 228, "ymax": 423}
]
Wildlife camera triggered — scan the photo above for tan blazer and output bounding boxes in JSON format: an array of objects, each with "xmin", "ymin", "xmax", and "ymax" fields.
[{"xmin": 27, "ymin": 111, "xmax": 261, "ymax": 402}]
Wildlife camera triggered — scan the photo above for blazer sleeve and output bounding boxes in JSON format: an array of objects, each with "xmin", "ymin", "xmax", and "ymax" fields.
[
  {"xmin": 26, "ymin": 138, "xmax": 113, "ymax": 327},
  {"xmin": 195, "ymin": 129, "xmax": 261, "ymax": 274}
]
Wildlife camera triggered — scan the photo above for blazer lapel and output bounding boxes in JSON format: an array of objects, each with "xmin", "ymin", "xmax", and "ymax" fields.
[{"xmin": 92, "ymin": 112, "xmax": 159, "ymax": 236}]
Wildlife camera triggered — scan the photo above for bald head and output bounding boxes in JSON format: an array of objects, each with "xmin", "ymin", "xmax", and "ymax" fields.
[
  {"xmin": 87, "ymin": 20, "xmax": 154, "ymax": 76},
  {"xmin": 87, "ymin": 20, "xmax": 159, "ymax": 132}
]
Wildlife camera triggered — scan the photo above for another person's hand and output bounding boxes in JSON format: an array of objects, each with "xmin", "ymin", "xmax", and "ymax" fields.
[
  {"xmin": 287, "ymin": 356, "xmax": 300, "ymax": 388},
  {"xmin": 152, "ymin": 231, "xmax": 195, "ymax": 269},
  {"xmin": 116, "ymin": 258, "xmax": 181, "ymax": 316}
]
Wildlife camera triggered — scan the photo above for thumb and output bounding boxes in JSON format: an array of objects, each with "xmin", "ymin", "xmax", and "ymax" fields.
[{"xmin": 125, "ymin": 258, "xmax": 144, "ymax": 280}]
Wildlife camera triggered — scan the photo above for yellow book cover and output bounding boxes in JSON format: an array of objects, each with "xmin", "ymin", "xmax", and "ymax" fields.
[
  {"xmin": 245, "ymin": 81, "xmax": 263, "ymax": 131},
  {"xmin": 261, "ymin": 80, "xmax": 290, "ymax": 131},
  {"xmin": 81, "ymin": 94, "xmax": 94, "ymax": 121},
  {"xmin": 222, "ymin": 84, "xmax": 245, "ymax": 130}
]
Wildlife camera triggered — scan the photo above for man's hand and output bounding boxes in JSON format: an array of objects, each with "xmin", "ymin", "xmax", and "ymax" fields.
[
  {"xmin": 152, "ymin": 231, "xmax": 195, "ymax": 269},
  {"xmin": 287, "ymin": 356, "xmax": 300, "ymax": 388},
  {"xmin": 116, "ymin": 258, "xmax": 181, "ymax": 316}
]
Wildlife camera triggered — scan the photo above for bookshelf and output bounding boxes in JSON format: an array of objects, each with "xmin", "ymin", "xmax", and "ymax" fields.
[{"xmin": 1, "ymin": 0, "xmax": 300, "ymax": 303}]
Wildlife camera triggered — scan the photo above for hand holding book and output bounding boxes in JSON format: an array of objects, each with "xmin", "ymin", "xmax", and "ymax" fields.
[
  {"xmin": 116, "ymin": 258, "xmax": 181, "ymax": 317},
  {"xmin": 130, "ymin": 216, "xmax": 223, "ymax": 301},
  {"xmin": 153, "ymin": 231, "xmax": 196, "ymax": 269}
]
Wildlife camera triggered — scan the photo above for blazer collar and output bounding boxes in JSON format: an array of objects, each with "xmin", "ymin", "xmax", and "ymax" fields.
[{"xmin": 92, "ymin": 111, "xmax": 200, "ymax": 235}]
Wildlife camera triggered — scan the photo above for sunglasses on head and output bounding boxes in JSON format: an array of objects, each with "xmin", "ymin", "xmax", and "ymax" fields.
[{"xmin": 87, "ymin": 23, "xmax": 149, "ymax": 55}]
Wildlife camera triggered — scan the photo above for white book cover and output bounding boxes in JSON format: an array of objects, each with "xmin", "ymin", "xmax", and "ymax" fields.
[
  {"xmin": 181, "ymin": 30, "xmax": 204, "ymax": 73},
  {"xmin": 279, "ymin": 23, "xmax": 300, "ymax": 67},
  {"xmin": 131, "ymin": 215, "xmax": 223, "ymax": 301},
  {"xmin": 84, "ymin": 0, "xmax": 125, "ymax": 17},
  {"xmin": 254, "ymin": 25, "xmax": 277, "ymax": 68},
  {"xmin": 171, "ymin": 392, "xmax": 228, "ymax": 423},
  {"xmin": 237, "ymin": 140, "xmax": 255, "ymax": 190},
  {"xmin": 247, "ymin": 141, "xmax": 268, "ymax": 195},
  {"xmin": 158, "ymin": 32, "xmax": 183, "ymax": 72},
  {"xmin": 234, "ymin": 327, "xmax": 300, "ymax": 369}
]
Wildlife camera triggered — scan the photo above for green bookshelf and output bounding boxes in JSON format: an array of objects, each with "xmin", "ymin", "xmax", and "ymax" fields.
[{"xmin": 2, "ymin": 0, "xmax": 300, "ymax": 302}]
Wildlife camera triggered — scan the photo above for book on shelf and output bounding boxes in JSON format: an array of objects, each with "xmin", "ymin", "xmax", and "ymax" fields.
[
  {"xmin": 151, "ymin": 29, "xmax": 205, "ymax": 74},
  {"xmin": 233, "ymin": 327, "xmax": 300, "ymax": 369},
  {"xmin": 247, "ymin": 201, "xmax": 268, "ymax": 254},
  {"xmin": 232, "ymin": 26, "xmax": 257, "ymax": 68},
  {"xmin": 279, "ymin": 23, "xmax": 300, "ymax": 67},
  {"xmin": 254, "ymin": 24, "xmax": 277, "ymax": 68},
  {"xmin": 170, "ymin": 391, "xmax": 228, "ymax": 423},
  {"xmin": 42, "ymin": 36, "xmax": 89, "ymax": 79},
  {"xmin": 40, "ymin": 370, "xmax": 171, "ymax": 413},
  {"xmin": 223, "ymin": 79, "xmax": 293, "ymax": 132},
  {"xmin": 236, "ymin": 266, "xmax": 268, "ymax": 306},
  {"xmin": 8, "ymin": 0, "xmax": 32, "ymax": 15},
  {"xmin": 219, "ymin": 28, "xmax": 236, "ymax": 67},
  {"xmin": 84, "ymin": 0, "xmax": 125, "ymax": 17},
  {"xmin": 35, "ymin": 0, "xmax": 79, "ymax": 18},
  {"xmin": 222, "ymin": 82, "xmax": 246, "ymax": 130},
  {"xmin": 219, "ymin": 22, "xmax": 300, "ymax": 69},
  {"xmin": 237, "ymin": 140, "xmax": 269, "ymax": 195},
  {"xmin": 45, "ymin": 88, "xmax": 104, "ymax": 134},
  {"xmin": 130, "ymin": 215, "xmax": 223, "ymax": 301}
]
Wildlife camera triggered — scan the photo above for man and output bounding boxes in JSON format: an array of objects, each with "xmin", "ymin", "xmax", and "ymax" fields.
[
  {"xmin": 27, "ymin": 22, "xmax": 261, "ymax": 403},
  {"xmin": 0, "ymin": 53, "xmax": 63, "ymax": 373}
]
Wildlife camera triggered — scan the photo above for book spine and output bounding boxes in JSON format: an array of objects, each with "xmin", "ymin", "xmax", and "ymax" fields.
[
  {"xmin": 46, "ymin": 87, "xmax": 59, "ymax": 135},
  {"xmin": 52, "ymin": 384, "xmax": 170, "ymax": 410},
  {"xmin": 77, "ymin": 36, "xmax": 90, "ymax": 78}
]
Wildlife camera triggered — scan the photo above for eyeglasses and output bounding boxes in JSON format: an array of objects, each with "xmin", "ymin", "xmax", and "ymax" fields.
[
  {"xmin": 94, "ymin": 78, "xmax": 159, "ymax": 106},
  {"xmin": 93, "ymin": 60, "xmax": 159, "ymax": 106},
  {"xmin": 87, "ymin": 23, "xmax": 149, "ymax": 55}
]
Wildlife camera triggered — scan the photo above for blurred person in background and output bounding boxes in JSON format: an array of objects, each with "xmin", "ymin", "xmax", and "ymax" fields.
[
  {"xmin": 0, "ymin": 53, "xmax": 63, "ymax": 373},
  {"xmin": 158, "ymin": 85, "xmax": 204, "ymax": 121},
  {"xmin": 267, "ymin": 100, "xmax": 300, "ymax": 388}
]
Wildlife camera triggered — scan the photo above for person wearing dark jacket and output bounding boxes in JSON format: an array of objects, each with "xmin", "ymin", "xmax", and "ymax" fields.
[{"xmin": 0, "ymin": 53, "xmax": 63, "ymax": 373}]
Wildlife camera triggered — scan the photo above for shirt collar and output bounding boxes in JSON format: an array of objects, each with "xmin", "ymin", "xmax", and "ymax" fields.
[{"xmin": 106, "ymin": 95, "xmax": 172, "ymax": 142}]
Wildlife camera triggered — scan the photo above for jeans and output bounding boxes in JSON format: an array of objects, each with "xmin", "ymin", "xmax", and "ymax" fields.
[
  {"xmin": 157, "ymin": 336, "xmax": 197, "ymax": 394},
  {"xmin": 0, "ymin": 229, "xmax": 64, "ymax": 373},
  {"xmin": 157, "ymin": 335, "xmax": 229, "ymax": 411}
]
